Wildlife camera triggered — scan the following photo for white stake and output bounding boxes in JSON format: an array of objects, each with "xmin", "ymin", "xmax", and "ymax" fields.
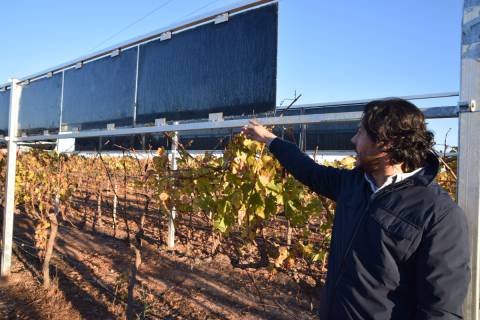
[
  {"xmin": 1, "ymin": 79, "xmax": 21, "ymax": 277},
  {"xmin": 167, "ymin": 122, "xmax": 179, "ymax": 248}
]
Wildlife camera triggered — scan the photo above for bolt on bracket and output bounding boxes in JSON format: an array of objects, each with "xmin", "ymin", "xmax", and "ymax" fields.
[{"xmin": 458, "ymin": 100, "xmax": 477, "ymax": 112}]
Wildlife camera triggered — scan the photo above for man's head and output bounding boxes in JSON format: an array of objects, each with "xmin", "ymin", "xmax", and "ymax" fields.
[{"xmin": 351, "ymin": 98, "xmax": 434, "ymax": 173}]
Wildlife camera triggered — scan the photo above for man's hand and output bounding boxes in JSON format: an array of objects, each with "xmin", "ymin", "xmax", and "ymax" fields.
[{"xmin": 241, "ymin": 120, "xmax": 277, "ymax": 145}]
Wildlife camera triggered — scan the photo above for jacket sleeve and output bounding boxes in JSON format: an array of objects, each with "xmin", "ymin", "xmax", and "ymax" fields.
[
  {"xmin": 415, "ymin": 204, "xmax": 470, "ymax": 319},
  {"xmin": 268, "ymin": 137, "xmax": 346, "ymax": 201}
]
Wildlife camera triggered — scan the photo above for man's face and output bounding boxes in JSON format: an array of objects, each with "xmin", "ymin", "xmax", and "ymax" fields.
[{"xmin": 351, "ymin": 123, "xmax": 386, "ymax": 172}]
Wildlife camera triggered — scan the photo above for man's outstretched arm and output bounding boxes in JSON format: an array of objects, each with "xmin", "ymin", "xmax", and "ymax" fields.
[{"xmin": 242, "ymin": 120, "xmax": 347, "ymax": 200}]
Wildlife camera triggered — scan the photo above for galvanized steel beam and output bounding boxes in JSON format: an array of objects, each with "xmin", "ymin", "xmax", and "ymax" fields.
[
  {"xmin": 459, "ymin": 1, "xmax": 480, "ymax": 319},
  {"xmin": 8, "ymin": 104, "xmax": 458, "ymax": 143}
]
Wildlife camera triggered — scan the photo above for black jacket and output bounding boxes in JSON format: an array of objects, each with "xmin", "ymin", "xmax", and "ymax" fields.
[{"xmin": 269, "ymin": 138, "xmax": 470, "ymax": 320}]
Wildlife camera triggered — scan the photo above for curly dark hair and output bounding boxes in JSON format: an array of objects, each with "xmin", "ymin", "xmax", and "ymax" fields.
[{"xmin": 361, "ymin": 98, "xmax": 435, "ymax": 172}]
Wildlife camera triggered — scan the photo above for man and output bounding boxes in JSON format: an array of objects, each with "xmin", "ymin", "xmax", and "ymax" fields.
[{"xmin": 242, "ymin": 98, "xmax": 470, "ymax": 319}]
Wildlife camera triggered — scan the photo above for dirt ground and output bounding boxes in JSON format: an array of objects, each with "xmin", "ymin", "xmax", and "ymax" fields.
[
  {"xmin": 7, "ymin": 212, "xmax": 323, "ymax": 320},
  {"xmin": 0, "ymin": 253, "xmax": 82, "ymax": 319}
]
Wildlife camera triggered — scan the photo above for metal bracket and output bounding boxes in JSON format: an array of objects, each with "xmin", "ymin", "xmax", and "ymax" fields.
[
  {"xmin": 46, "ymin": 71, "xmax": 53, "ymax": 78},
  {"xmin": 209, "ymin": 112, "xmax": 224, "ymax": 122},
  {"xmin": 160, "ymin": 32, "xmax": 172, "ymax": 41},
  {"xmin": 155, "ymin": 118, "xmax": 166, "ymax": 126},
  {"xmin": 22, "ymin": 79, "xmax": 30, "ymax": 86},
  {"xmin": 107, "ymin": 123, "xmax": 115, "ymax": 130},
  {"xmin": 214, "ymin": 13, "xmax": 229, "ymax": 24},
  {"xmin": 60, "ymin": 124, "xmax": 80, "ymax": 133},
  {"xmin": 110, "ymin": 49, "xmax": 120, "ymax": 57},
  {"xmin": 459, "ymin": 100, "xmax": 477, "ymax": 113},
  {"xmin": 75, "ymin": 62, "xmax": 83, "ymax": 69}
]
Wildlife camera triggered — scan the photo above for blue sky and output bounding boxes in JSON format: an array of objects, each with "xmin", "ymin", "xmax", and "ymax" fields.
[{"xmin": 0, "ymin": 0, "xmax": 463, "ymax": 148}]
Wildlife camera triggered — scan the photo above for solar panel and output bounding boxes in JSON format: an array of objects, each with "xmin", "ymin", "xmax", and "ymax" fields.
[
  {"xmin": 18, "ymin": 74, "xmax": 62, "ymax": 134},
  {"xmin": 136, "ymin": 3, "xmax": 278, "ymax": 124},
  {"xmin": 61, "ymin": 47, "xmax": 137, "ymax": 130},
  {"xmin": 0, "ymin": 89, "xmax": 10, "ymax": 136}
]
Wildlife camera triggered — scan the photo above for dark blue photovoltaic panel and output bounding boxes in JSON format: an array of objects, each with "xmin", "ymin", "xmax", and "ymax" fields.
[
  {"xmin": 18, "ymin": 74, "xmax": 62, "ymax": 133},
  {"xmin": 62, "ymin": 47, "xmax": 137, "ymax": 130},
  {"xmin": 0, "ymin": 89, "xmax": 10, "ymax": 136},
  {"xmin": 178, "ymin": 128, "xmax": 236, "ymax": 150},
  {"xmin": 75, "ymin": 134, "xmax": 165, "ymax": 151},
  {"xmin": 136, "ymin": 3, "xmax": 278, "ymax": 124},
  {"xmin": 306, "ymin": 122, "xmax": 357, "ymax": 150},
  {"xmin": 72, "ymin": 122, "xmax": 358, "ymax": 152},
  {"xmin": 271, "ymin": 122, "xmax": 357, "ymax": 151},
  {"xmin": 74, "ymin": 137, "xmax": 100, "ymax": 151}
]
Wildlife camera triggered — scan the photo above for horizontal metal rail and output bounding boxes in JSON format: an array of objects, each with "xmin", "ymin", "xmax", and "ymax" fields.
[
  {"xmin": 9, "ymin": 105, "xmax": 459, "ymax": 142},
  {"xmin": 282, "ymin": 92, "xmax": 459, "ymax": 110},
  {"xmin": 11, "ymin": 112, "xmax": 361, "ymax": 142}
]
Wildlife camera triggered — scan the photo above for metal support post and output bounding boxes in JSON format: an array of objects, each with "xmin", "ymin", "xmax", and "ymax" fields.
[
  {"xmin": 1, "ymin": 79, "xmax": 21, "ymax": 277},
  {"xmin": 459, "ymin": 111, "xmax": 480, "ymax": 320},
  {"xmin": 459, "ymin": 1, "xmax": 480, "ymax": 319},
  {"xmin": 298, "ymin": 108, "xmax": 306, "ymax": 151},
  {"xmin": 299, "ymin": 124, "xmax": 307, "ymax": 152},
  {"xmin": 167, "ymin": 122, "xmax": 179, "ymax": 248}
]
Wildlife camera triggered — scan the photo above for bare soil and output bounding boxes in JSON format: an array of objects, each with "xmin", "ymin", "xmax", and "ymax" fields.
[
  {"xmin": 7, "ymin": 210, "xmax": 323, "ymax": 320},
  {"xmin": 0, "ymin": 253, "xmax": 82, "ymax": 319}
]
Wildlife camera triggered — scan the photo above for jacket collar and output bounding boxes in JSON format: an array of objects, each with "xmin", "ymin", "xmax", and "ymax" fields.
[
  {"xmin": 410, "ymin": 151, "xmax": 440, "ymax": 187},
  {"xmin": 363, "ymin": 151, "xmax": 440, "ymax": 193},
  {"xmin": 365, "ymin": 167, "xmax": 423, "ymax": 193}
]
